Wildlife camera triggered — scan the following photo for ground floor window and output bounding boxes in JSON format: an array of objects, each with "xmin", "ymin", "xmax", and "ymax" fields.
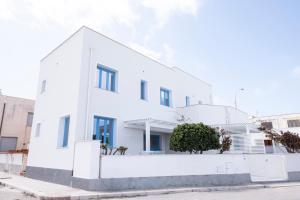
[
  {"xmin": 143, "ymin": 134, "xmax": 161, "ymax": 151},
  {"xmin": 93, "ymin": 116, "xmax": 114, "ymax": 147}
]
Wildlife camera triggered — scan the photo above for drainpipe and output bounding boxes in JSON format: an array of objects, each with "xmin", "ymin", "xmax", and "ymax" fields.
[
  {"xmin": 0, "ymin": 102, "xmax": 6, "ymax": 137},
  {"xmin": 71, "ymin": 47, "xmax": 93, "ymax": 182},
  {"xmin": 84, "ymin": 48, "xmax": 93, "ymax": 141}
]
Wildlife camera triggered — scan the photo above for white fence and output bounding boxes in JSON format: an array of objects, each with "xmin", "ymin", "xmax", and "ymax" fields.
[
  {"xmin": 73, "ymin": 141, "xmax": 300, "ymax": 183},
  {"xmin": 100, "ymin": 154, "xmax": 249, "ymax": 178},
  {"xmin": 0, "ymin": 153, "xmax": 26, "ymax": 174}
]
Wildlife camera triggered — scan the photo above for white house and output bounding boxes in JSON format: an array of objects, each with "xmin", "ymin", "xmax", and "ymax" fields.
[
  {"xmin": 251, "ymin": 113, "xmax": 300, "ymax": 134},
  {"xmin": 27, "ymin": 26, "xmax": 268, "ymax": 190}
]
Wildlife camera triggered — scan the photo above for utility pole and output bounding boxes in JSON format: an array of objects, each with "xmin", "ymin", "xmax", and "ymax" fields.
[{"xmin": 234, "ymin": 88, "xmax": 244, "ymax": 109}]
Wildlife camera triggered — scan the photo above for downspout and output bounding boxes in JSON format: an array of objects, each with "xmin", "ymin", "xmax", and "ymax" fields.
[
  {"xmin": 0, "ymin": 102, "xmax": 6, "ymax": 136},
  {"xmin": 84, "ymin": 48, "xmax": 93, "ymax": 140},
  {"xmin": 71, "ymin": 47, "xmax": 93, "ymax": 184}
]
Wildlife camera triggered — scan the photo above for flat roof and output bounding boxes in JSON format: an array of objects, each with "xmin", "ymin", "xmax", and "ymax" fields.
[{"xmin": 41, "ymin": 26, "xmax": 212, "ymax": 87}]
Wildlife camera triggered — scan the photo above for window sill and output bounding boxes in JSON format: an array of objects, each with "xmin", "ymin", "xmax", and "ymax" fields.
[
  {"xmin": 56, "ymin": 146, "xmax": 69, "ymax": 150},
  {"xmin": 96, "ymin": 87, "xmax": 118, "ymax": 94}
]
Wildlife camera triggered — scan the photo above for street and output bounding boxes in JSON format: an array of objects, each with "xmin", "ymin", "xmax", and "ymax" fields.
[{"xmin": 111, "ymin": 185, "xmax": 300, "ymax": 200}]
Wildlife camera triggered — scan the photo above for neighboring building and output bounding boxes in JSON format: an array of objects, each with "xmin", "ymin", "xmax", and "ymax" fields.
[
  {"xmin": 252, "ymin": 113, "xmax": 300, "ymax": 134},
  {"xmin": 27, "ymin": 26, "xmax": 265, "ymax": 188},
  {"xmin": 0, "ymin": 95, "xmax": 34, "ymax": 151}
]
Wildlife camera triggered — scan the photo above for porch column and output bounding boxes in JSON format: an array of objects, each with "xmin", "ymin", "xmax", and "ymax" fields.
[{"xmin": 145, "ymin": 121, "xmax": 151, "ymax": 152}]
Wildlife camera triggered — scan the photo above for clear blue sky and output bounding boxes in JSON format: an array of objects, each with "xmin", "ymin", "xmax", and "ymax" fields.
[{"xmin": 0, "ymin": 0, "xmax": 299, "ymax": 116}]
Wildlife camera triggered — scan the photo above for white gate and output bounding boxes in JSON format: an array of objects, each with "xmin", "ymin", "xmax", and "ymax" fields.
[{"xmin": 247, "ymin": 155, "xmax": 288, "ymax": 182}]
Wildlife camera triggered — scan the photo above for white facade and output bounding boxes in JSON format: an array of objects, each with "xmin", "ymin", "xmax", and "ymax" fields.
[
  {"xmin": 28, "ymin": 26, "xmax": 250, "ymax": 172},
  {"xmin": 252, "ymin": 113, "xmax": 300, "ymax": 134}
]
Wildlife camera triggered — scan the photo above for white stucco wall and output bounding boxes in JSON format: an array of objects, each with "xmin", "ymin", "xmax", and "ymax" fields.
[
  {"xmin": 0, "ymin": 153, "xmax": 23, "ymax": 166},
  {"xmin": 99, "ymin": 154, "xmax": 296, "ymax": 182},
  {"xmin": 76, "ymin": 27, "xmax": 213, "ymax": 154},
  {"xmin": 252, "ymin": 113, "xmax": 300, "ymax": 134},
  {"xmin": 100, "ymin": 154, "xmax": 249, "ymax": 178},
  {"xmin": 27, "ymin": 29, "xmax": 85, "ymax": 170},
  {"xmin": 28, "ymin": 26, "xmax": 250, "ymax": 172},
  {"xmin": 285, "ymin": 154, "xmax": 300, "ymax": 172},
  {"xmin": 71, "ymin": 152, "xmax": 300, "ymax": 182},
  {"xmin": 177, "ymin": 104, "xmax": 248, "ymax": 125},
  {"xmin": 73, "ymin": 141, "xmax": 100, "ymax": 179}
]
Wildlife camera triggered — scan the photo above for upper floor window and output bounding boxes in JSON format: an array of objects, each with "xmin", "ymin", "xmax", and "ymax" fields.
[
  {"xmin": 57, "ymin": 116, "xmax": 70, "ymax": 148},
  {"xmin": 97, "ymin": 65, "xmax": 116, "ymax": 92},
  {"xmin": 185, "ymin": 96, "xmax": 190, "ymax": 106},
  {"xmin": 26, "ymin": 112, "xmax": 34, "ymax": 127},
  {"xmin": 35, "ymin": 123, "xmax": 41, "ymax": 137},
  {"xmin": 261, "ymin": 121, "xmax": 273, "ymax": 130},
  {"xmin": 140, "ymin": 80, "xmax": 147, "ymax": 100},
  {"xmin": 160, "ymin": 88, "xmax": 171, "ymax": 107},
  {"xmin": 41, "ymin": 80, "xmax": 46, "ymax": 93},
  {"xmin": 287, "ymin": 120, "xmax": 300, "ymax": 128}
]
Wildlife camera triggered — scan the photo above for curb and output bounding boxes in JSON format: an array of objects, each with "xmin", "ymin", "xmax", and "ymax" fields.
[{"xmin": 0, "ymin": 179, "xmax": 266, "ymax": 200}]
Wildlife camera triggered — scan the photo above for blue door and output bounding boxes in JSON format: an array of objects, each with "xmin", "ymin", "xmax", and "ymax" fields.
[
  {"xmin": 93, "ymin": 116, "xmax": 114, "ymax": 148},
  {"xmin": 143, "ymin": 134, "xmax": 161, "ymax": 151}
]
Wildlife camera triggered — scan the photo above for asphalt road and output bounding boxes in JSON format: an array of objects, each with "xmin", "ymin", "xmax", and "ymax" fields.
[{"xmin": 111, "ymin": 185, "xmax": 300, "ymax": 200}]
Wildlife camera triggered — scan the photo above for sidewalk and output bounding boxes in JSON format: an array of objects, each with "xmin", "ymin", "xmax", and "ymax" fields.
[{"xmin": 0, "ymin": 172, "xmax": 299, "ymax": 200}]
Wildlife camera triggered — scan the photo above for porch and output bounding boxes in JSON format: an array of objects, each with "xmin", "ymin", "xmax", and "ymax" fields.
[{"xmin": 123, "ymin": 118, "xmax": 178, "ymax": 153}]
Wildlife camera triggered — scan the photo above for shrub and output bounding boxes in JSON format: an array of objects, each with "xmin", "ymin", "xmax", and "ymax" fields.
[
  {"xmin": 259, "ymin": 126, "xmax": 300, "ymax": 153},
  {"xmin": 219, "ymin": 129, "xmax": 232, "ymax": 154},
  {"xmin": 170, "ymin": 123, "xmax": 220, "ymax": 154}
]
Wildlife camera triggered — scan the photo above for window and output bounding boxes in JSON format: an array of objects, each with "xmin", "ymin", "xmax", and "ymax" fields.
[
  {"xmin": 143, "ymin": 134, "xmax": 161, "ymax": 151},
  {"xmin": 160, "ymin": 88, "xmax": 171, "ymax": 107},
  {"xmin": 97, "ymin": 65, "xmax": 116, "ymax": 92},
  {"xmin": 35, "ymin": 123, "xmax": 41, "ymax": 137},
  {"xmin": 41, "ymin": 80, "xmax": 46, "ymax": 93},
  {"xmin": 287, "ymin": 120, "xmax": 300, "ymax": 128},
  {"xmin": 57, "ymin": 116, "xmax": 70, "ymax": 148},
  {"xmin": 185, "ymin": 96, "xmax": 190, "ymax": 106},
  {"xmin": 26, "ymin": 112, "xmax": 34, "ymax": 127},
  {"xmin": 0, "ymin": 137, "xmax": 17, "ymax": 151},
  {"xmin": 261, "ymin": 122, "xmax": 273, "ymax": 130},
  {"xmin": 93, "ymin": 116, "xmax": 114, "ymax": 147},
  {"xmin": 140, "ymin": 80, "xmax": 147, "ymax": 100}
]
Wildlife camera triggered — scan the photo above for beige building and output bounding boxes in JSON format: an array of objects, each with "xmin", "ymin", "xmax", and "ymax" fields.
[
  {"xmin": 0, "ymin": 94, "xmax": 35, "ymax": 151},
  {"xmin": 251, "ymin": 113, "xmax": 300, "ymax": 134}
]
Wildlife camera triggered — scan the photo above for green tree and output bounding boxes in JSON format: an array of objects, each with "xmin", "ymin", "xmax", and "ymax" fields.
[{"xmin": 170, "ymin": 123, "xmax": 220, "ymax": 154}]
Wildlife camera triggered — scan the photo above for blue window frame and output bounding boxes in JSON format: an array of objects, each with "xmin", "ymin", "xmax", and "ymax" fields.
[
  {"xmin": 57, "ymin": 116, "xmax": 70, "ymax": 148},
  {"xmin": 93, "ymin": 116, "xmax": 114, "ymax": 147},
  {"xmin": 160, "ymin": 88, "xmax": 170, "ymax": 107},
  {"xmin": 143, "ymin": 134, "xmax": 161, "ymax": 151},
  {"xmin": 141, "ymin": 80, "xmax": 147, "ymax": 100},
  {"xmin": 97, "ymin": 65, "xmax": 116, "ymax": 92},
  {"xmin": 186, "ymin": 96, "xmax": 190, "ymax": 106}
]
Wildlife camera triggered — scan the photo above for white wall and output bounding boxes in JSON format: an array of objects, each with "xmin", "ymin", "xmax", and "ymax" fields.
[
  {"xmin": 99, "ymin": 154, "xmax": 298, "ymax": 182},
  {"xmin": 177, "ymin": 104, "xmax": 248, "ymax": 125},
  {"xmin": 0, "ymin": 153, "xmax": 23, "ymax": 166},
  {"xmin": 73, "ymin": 141, "xmax": 100, "ymax": 179},
  {"xmin": 27, "ymin": 29, "xmax": 85, "ymax": 170},
  {"xmin": 247, "ymin": 154, "xmax": 287, "ymax": 182},
  {"xmin": 285, "ymin": 154, "xmax": 300, "ymax": 172},
  {"xmin": 100, "ymin": 154, "xmax": 249, "ymax": 178},
  {"xmin": 252, "ymin": 113, "xmax": 300, "ymax": 134},
  {"xmin": 78, "ymin": 27, "xmax": 213, "ymax": 153}
]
